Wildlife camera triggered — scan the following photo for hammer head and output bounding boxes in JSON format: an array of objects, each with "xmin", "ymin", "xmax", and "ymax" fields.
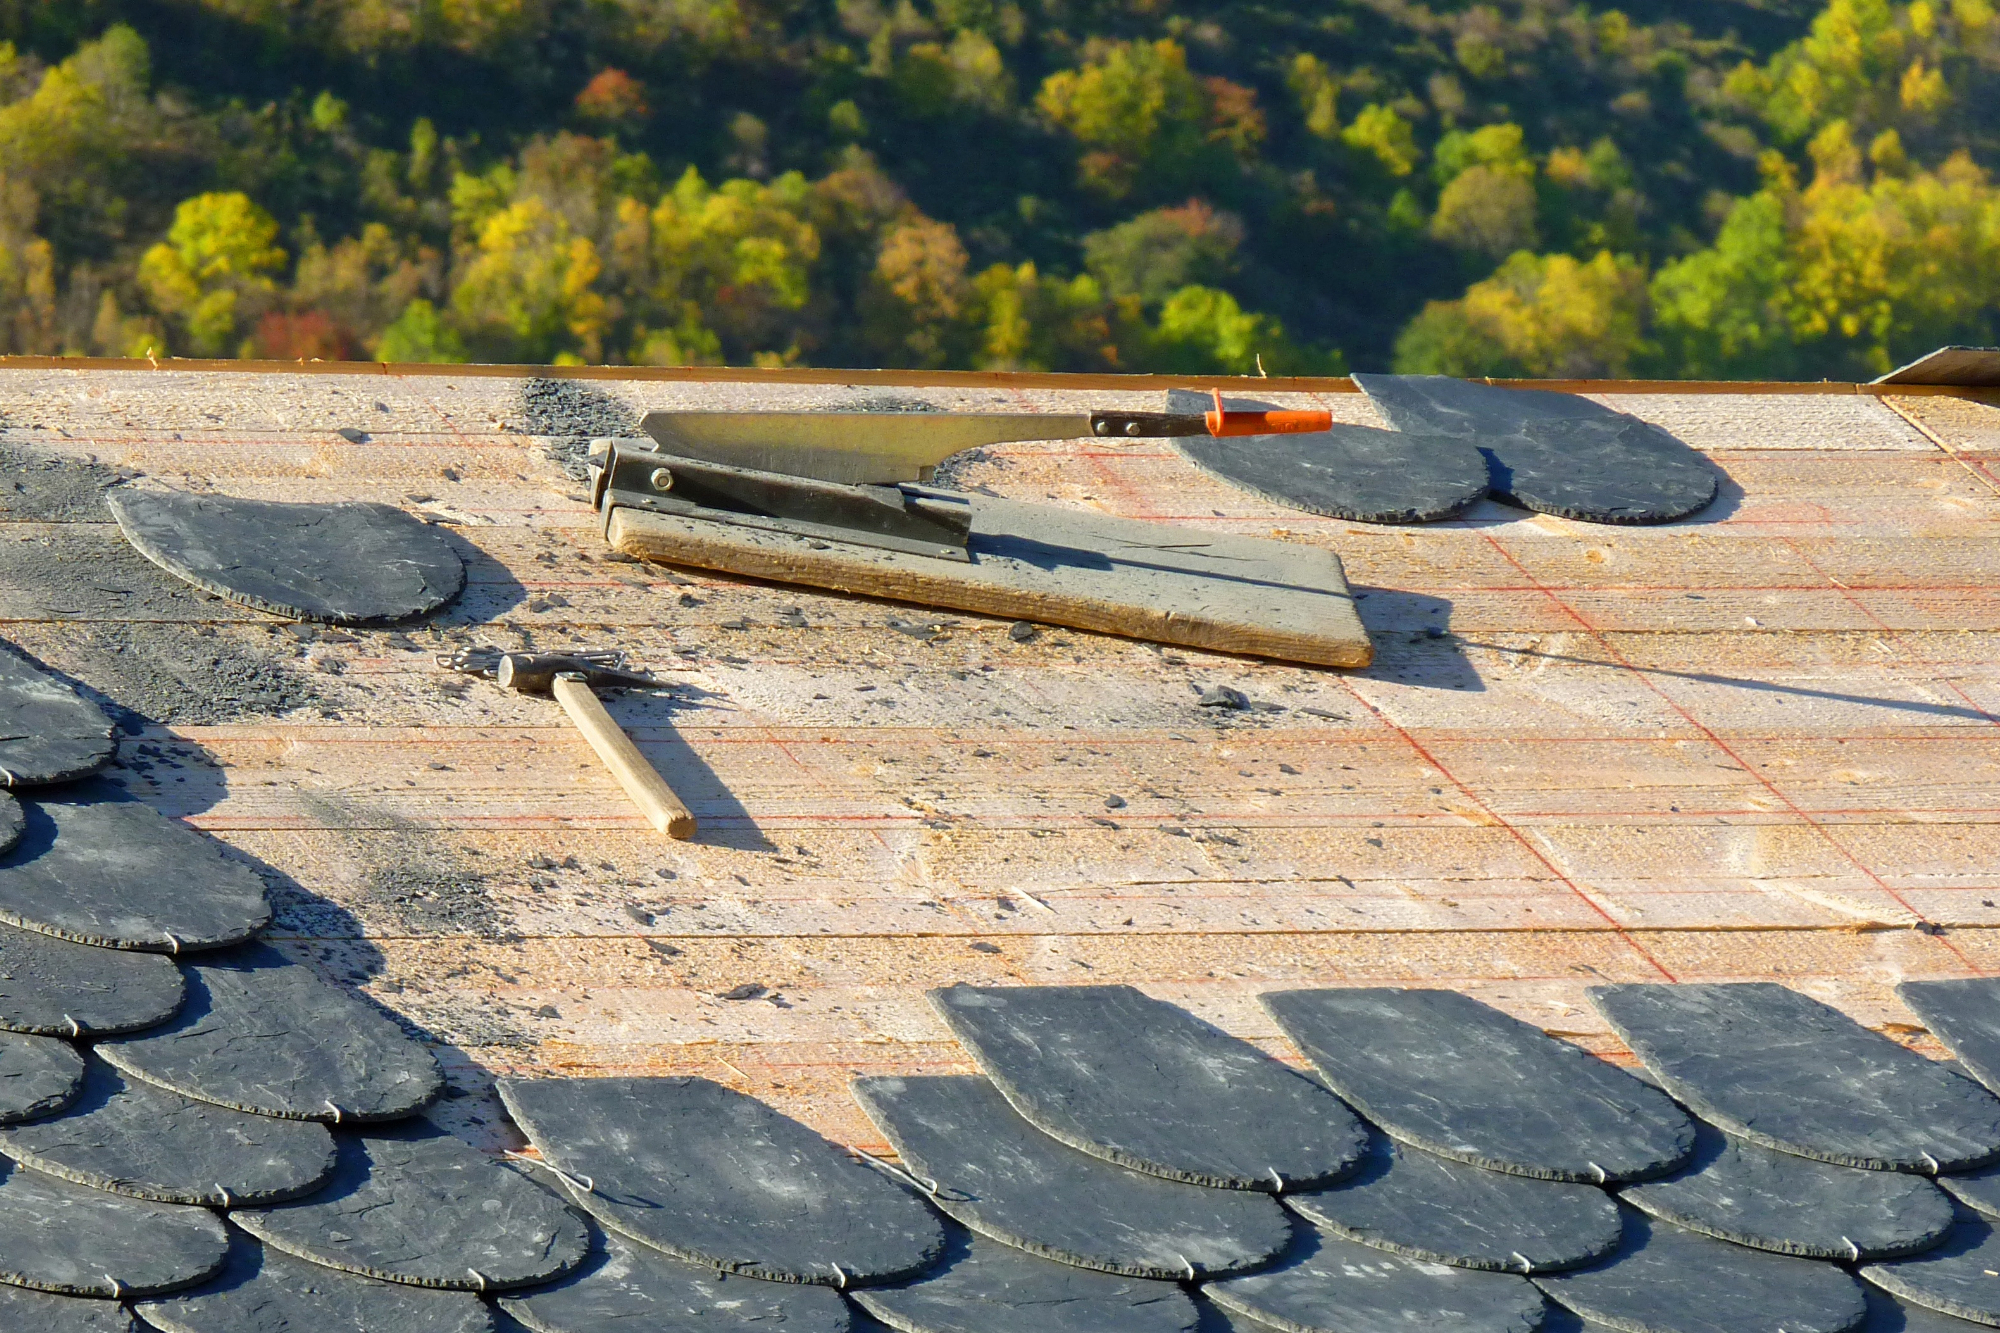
[{"xmin": 495, "ymin": 653, "xmax": 659, "ymax": 695}]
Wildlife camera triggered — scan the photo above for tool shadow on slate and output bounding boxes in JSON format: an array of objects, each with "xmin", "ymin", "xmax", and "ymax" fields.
[
  {"xmin": 1589, "ymin": 983, "xmax": 2000, "ymax": 1173},
  {"xmin": 1899, "ymin": 980, "xmax": 2000, "ymax": 1098},
  {"xmin": 851, "ymin": 1074, "xmax": 1291, "ymax": 1280},
  {"xmin": 0, "ymin": 1029, "xmax": 83, "ymax": 1122},
  {"xmin": 0, "ymin": 917, "xmax": 185, "ymax": 1037},
  {"xmin": 0, "ymin": 783, "xmax": 271, "ymax": 952},
  {"xmin": 0, "ymin": 1281, "xmax": 140, "ymax": 1332},
  {"xmin": 0, "ymin": 1153, "xmax": 229, "ymax": 1297},
  {"xmin": 854, "ymin": 1228, "xmax": 1201, "ymax": 1333},
  {"xmin": 105, "ymin": 488, "xmax": 466, "ymax": 626},
  {"xmin": 96, "ymin": 940, "xmax": 443, "ymax": 1122},
  {"xmin": 1204, "ymin": 1219, "xmax": 1549, "ymax": 1333},
  {"xmin": 499, "ymin": 1224, "xmax": 852, "ymax": 1333},
  {"xmin": 1862, "ymin": 1216, "xmax": 2000, "ymax": 1326},
  {"xmin": 136, "ymin": 1230, "xmax": 495, "ymax": 1333},
  {"xmin": 1533, "ymin": 1205, "xmax": 1868, "ymax": 1333},
  {"xmin": 234, "ymin": 1122, "xmax": 589, "ymax": 1290},
  {"xmin": 1351, "ymin": 374, "xmax": 1720, "ymax": 525},
  {"xmin": 1162, "ymin": 390, "xmax": 1488, "ymax": 524},
  {"xmin": 1618, "ymin": 1119, "xmax": 1955, "ymax": 1261},
  {"xmin": 498, "ymin": 1075, "xmax": 945, "ymax": 1287},
  {"xmin": 929, "ymin": 983, "xmax": 1367, "ymax": 1191},
  {"xmin": 1285, "ymin": 1130, "xmax": 1624, "ymax": 1273},
  {"xmin": 0, "ymin": 1056, "xmax": 336, "ymax": 1207},
  {"xmin": 0, "ymin": 646, "xmax": 117, "ymax": 788},
  {"xmin": 1262, "ymin": 988, "xmax": 1693, "ymax": 1182}
]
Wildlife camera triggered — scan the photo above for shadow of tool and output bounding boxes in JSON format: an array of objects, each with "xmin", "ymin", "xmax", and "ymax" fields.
[
  {"xmin": 1349, "ymin": 586, "xmax": 1485, "ymax": 693},
  {"xmin": 580, "ymin": 681, "xmax": 779, "ymax": 853}
]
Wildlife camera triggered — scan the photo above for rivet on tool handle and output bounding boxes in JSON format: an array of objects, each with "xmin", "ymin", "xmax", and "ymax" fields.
[{"xmin": 551, "ymin": 671, "xmax": 697, "ymax": 839}]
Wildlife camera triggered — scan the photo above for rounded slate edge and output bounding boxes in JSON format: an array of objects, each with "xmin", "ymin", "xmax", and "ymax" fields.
[
  {"xmin": 0, "ymin": 920, "xmax": 186, "ymax": 1037},
  {"xmin": 1863, "ymin": 1218, "xmax": 2000, "ymax": 1327},
  {"xmin": 1285, "ymin": 1133, "xmax": 1625, "ymax": 1274},
  {"xmin": 0, "ymin": 649, "xmax": 117, "ymax": 790},
  {"xmin": 0, "ymin": 1157, "xmax": 230, "ymax": 1298},
  {"xmin": 0, "ymin": 1282, "xmax": 138, "ymax": 1333},
  {"xmin": 928, "ymin": 983, "xmax": 1368, "ymax": 1192},
  {"xmin": 232, "ymin": 1127, "xmax": 590, "ymax": 1291},
  {"xmin": 105, "ymin": 487, "xmax": 467, "ymax": 626},
  {"xmin": 0, "ymin": 792, "xmax": 21, "ymax": 852},
  {"xmin": 1618, "ymin": 1122, "xmax": 1957, "ymax": 1262},
  {"xmin": 135, "ymin": 1232, "xmax": 494, "ymax": 1333},
  {"xmin": 500, "ymin": 1227, "xmax": 853, "ymax": 1333},
  {"xmin": 1900, "ymin": 980, "xmax": 2000, "ymax": 1099},
  {"xmin": 0, "ymin": 1031, "xmax": 85, "ymax": 1123},
  {"xmin": 1937, "ymin": 1164, "xmax": 2000, "ymax": 1219},
  {"xmin": 1863, "ymin": 1284, "xmax": 2000, "ymax": 1333},
  {"xmin": 853, "ymin": 1231, "xmax": 1200, "ymax": 1333}
]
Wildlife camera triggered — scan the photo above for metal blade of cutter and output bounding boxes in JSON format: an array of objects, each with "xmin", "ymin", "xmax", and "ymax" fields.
[{"xmin": 640, "ymin": 411, "xmax": 1101, "ymax": 486}]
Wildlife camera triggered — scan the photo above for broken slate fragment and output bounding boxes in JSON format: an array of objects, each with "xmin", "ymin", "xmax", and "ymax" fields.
[
  {"xmin": 499, "ymin": 1226, "xmax": 852, "ymax": 1333},
  {"xmin": 235, "ymin": 1124, "xmax": 589, "ymax": 1290},
  {"xmin": 1263, "ymin": 987, "xmax": 1692, "ymax": 1182},
  {"xmin": 930, "ymin": 983, "xmax": 1367, "ymax": 1190},
  {"xmin": 851, "ymin": 1074, "xmax": 1290, "ymax": 1280},
  {"xmin": 0, "ymin": 786, "xmax": 270, "ymax": 952},
  {"xmin": 854, "ymin": 1231, "xmax": 1200, "ymax": 1333},
  {"xmin": 0, "ymin": 1282, "xmax": 139, "ymax": 1332},
  {"xmin": 0, "ymin": 1154, "xmax": 228, "ymax": 1297},
  {"xmin": 1862, "ymin": 1218, "xmax": 2000, "ymax": 1325},
  {"xmin": 1898, "ymin": 980, "xmax": 2000, "ymax": 1098},
  {"xmin": 498, "ymin": 1075, "xmax": 945, "ymax": 1287},
  {"xmin": 106, "ymin": 488, "xmax": 466, "ymax": 625},
  {"xmin": 1198, "ymin": 685, "xmax": 1249, "ymax": 710},
  {"xmin": 0, "ymin": 1058, "xmax": 335, "ymax": 1206},
  {"xmin": 1589, "ymin": 983, "xmax": 2000, "ymax": 1173},
  {"xmin": 136, "ymin": 1232, "xmax": 494, "ymax": 1333},
  {"xmin": 0, "ymin": 920, "xmax": 185, "ymax": 1037},
  {"xmin": 97, "ymin": 941, "xmax": 442, "ymax": 1122},
  {"xmin": 0, "ymin": 1029, "xmax": 84, "ymax": 1122},
  {"xmin": 0, "ymin": 648, "xmax": 115, "ymax": 788}
]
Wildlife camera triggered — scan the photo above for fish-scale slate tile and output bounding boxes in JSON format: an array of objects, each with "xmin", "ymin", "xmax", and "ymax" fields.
[
  {"xmin": 1899, "ymin": 981, "xmax": 2000, "ymax": 1098},
  {"xmin": 1862, "ymin": 1217, "xmax": 2000, "ymax": 1325},
  {"xmin": 0, "ymin": 1030, "xmax": 84, "ymax": 1122},
  {"xmin": 135, "ymin": 1232, "xmax": 493, "ymax": 1333},
  {"xmin": 1589, "ymin": 984, "xmax": 2000, "ymax": 1173},
  {"xmin": 498, "ymin": 1227, "xmax": 853, "ymax": 1333},
  {"xmin": 97, "ymin": 942, "xmax": 442, "ymax": 1123},
  {"xmin": 498, "ymin": 1076, "xmax": 945, "ymax": 1288},
  {"xmin": 1863, "ymin": 1285, "xmax": 2000, "ymax": 1332},
  {"xmin": 855, "ymin": 1231, "xmax": 1200, "ymax": 1333},
  {"xmin": 1262, "ymin": 988, "xmax": 1692, "ymax": 1183},
  {"xmin": 1619, "ymin": 1122, "xmax": 1954, "ymax": 1261},
  {"xmin": 106, "ymin": 489, "xmax": 465, "ymax": 625},
  {"xmin": 0, "ymin": 1282, "xmax": 138, "ymax": 1332},
  {"xmin": 0, "ymin": 1155, "xmax": 228, "ymax": 1297},
  {"xmin": 1285, "ymin": 1132, "xmax": 1623, "ymax": 1274},
  {"xmin": 0, "ymin": 648, "xmax": 116, "ymax": 788},
  {"xmin": 0, "ymin": 1058, "xmax": 335, "ymax": 1206},
  {"xmin": 1205, "ymin": 1222, "xmax": 1549, "ymax": 1333},
  {"xmin": 1934, "ymin": 1163, "xmax": 2000, "ymax": 1219},
  {"xmin": 1350, "ymin": 374, "xmax": 1718, "ymax": 525},
  {"xmin": 0, "ymin": 788, "xmax": 270, "ymax": 953},
  {"xmin": 1533, "ymin": 1207, "xmax": 1868, "ymax": 1333},
  {"xmin": 930, "ymin": 984, "xmax": 1366, "ymax": 1191},
  {"xmin": 0, "ymin": 792, "xmax": 20, "ymax": 851},
  {"xmin": 0, "ymin": 921, "xmax": 184, "ymax": 1037},
  {"xmin": 233, "ymin": 1124, "xmax": 588, "ymax": 1291},
  {"xmin": 852, "ymin": 1073, "xmax": 1290, "ymax": 1281}
]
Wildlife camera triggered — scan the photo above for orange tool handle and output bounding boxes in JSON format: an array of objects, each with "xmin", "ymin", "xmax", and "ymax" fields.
[{"xmin": 1203, "ymin": 389, "xmax": 1332, "ymax": 436}]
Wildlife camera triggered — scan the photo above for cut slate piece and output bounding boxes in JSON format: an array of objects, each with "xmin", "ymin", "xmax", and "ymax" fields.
[
  {"xmin": 1163, "ymin": 389, "xmax": 1487, "ymax": 524},
  {"xmin": 97, "ymin": 941, "xmax": 441, "ymax": 1122},
  {"xmin": 1286, "ymin": 1132, "xmax": 1623, "ymax": 1274},
  {"xmin": 0, "ymin": 1283, "xmax": 137, "ymax": 1332},
  {"xmin": 1899, "ymin": 980, "xmax": 2000, "ymax": 1099},
  {"xmin": 136, "ymin": 1233, "xmax": 493, "ymax": 1333},
  {"xmin": 851, "ymin": 1073, "xmax": 1289, "ymax": 1280},
  {"xmin": 1937, "ymin": 1163, "xmax": 2000, "ymax": 1218},
  {"xmin": 0, "ymin": 920, "xmax": 185, "ymax": 1037},
  {"xmin": 1589, "ymin": 983, "xmax": 2000, "ymax": 1173},
  {"xmin": 1351, "ymin": 374, "xmax": 1718, "ymax": 525},
  {"xmin": 0, "ymin": 1058, "xmax": 335, "ymax": 1206},
  {"xmin": 1205, "ymin": 1222, "xmax": 1548, "ymax": 1333},
  {"xmin": 1620, "ymin": 1121, "xmax": 1955, "ymax": 1261},
  {"xmin": 0, "ymin": 1029, "xmax": 84, "ymax": 1121},
  {"xmin": 1863, "ymin": 1286, "xmax": 2000, "ymax": 1332},
  {"xmin": 106, "ymin": 488, "xmax": 465, "ymax": 625},
  {"xmin": 0, "ymin": 787, "xmax": 270, "ymax": 953},
  {"xmin": 0, "ymin": 648, "xmax": 116, "ymax": 788},
  {"xmin": 929, "ymin": 983, "xmax": 1367, "ymax": 1191},
  {"xmin": 0, "ymin": 791, "xmax": 18, "ymax": 851},
  {"xmin": 0, "ymin": 1155, "xmax": 228, "ymax": 1297},
  {"xmin": 500, "ymin": 1227, "xmax": 852, "ymax": 1333},
  {"xmin": 1863, "ymin": 1218, "xmax": 2000, "ymax": 1326},
  {"xmin": 855, "ymin": 1231, "xmax": 1199, "ymax": 1333},
  {"xmin": 234, "ymin": 1124, "xmax": 588, "ymax": 1290},
  {"xmin": 498, "ymin": 1075, "xmax": 945, "ymax": 1287},
  {"xmin": 1262, "ymin": 988, "xmax": 1692, "ymax": 1183},
  {"xmin": 1533, "ymin": 1208, "xmax": 1867, "ymax": 1333}
]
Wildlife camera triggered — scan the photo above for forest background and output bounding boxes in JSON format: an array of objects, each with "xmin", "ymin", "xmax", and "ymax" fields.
[{"xmin": 0, "ymin": 0, "xmax": 1993, "ymax": 378}]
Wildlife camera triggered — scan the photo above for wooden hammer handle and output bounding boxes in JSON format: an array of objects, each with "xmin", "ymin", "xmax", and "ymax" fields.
[{"xmin": 551, "ymin": 673, "xmax": 697, "ymax": 839}]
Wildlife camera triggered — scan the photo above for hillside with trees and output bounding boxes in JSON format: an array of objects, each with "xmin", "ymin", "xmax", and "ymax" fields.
[{"xmin": 0, "ymin": 0, "xmax": 1993, "ymax": 377}]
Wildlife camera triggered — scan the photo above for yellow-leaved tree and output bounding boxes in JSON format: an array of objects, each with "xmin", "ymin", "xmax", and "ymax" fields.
[{"xmin": 137, "ymin": 193, "xmax": 287, "ymax": 357}]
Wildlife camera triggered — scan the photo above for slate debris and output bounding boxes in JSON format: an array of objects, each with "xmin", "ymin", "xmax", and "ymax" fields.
[
  {"xmin": 0, "ymin": 919, "xmax": 185, "ymax": 1037},
  {"xmin": 0, "ymin": 1282, "xmax": 139, "ymax": 1333},
  {"xmin": 1263, "ymin": 987, "xmax": 1693, "ymax": 1182},
  {"xmin": 1590, "ymin": 983, "xmax": 2000, "ymax": 1173},
  {"xmin": 1898, "ymin": 980, "xmax": 2000, "ymax": 1098},
  {"xmin": 0, "ymin": 647, "xmax": 117, "ymax": 788},
  {"xmin": 105, "ymin": 488, "xmax": 466, "ymax": 625},
  {"xmin": 234, "ymin": 1125, "xmax": 590, "ymax": 1291},
  {"xmin": 498, "ymin": 1075, "xmax": 946, "ymax": 1287},
  {"xmin": 1286, "ymin": 1132, "xmax": 1625, "ymax": 1274},
  {"xmin": 930, "ymin": 983, "xmax": 1368, "ymax": 1190},
  {"xmin": 136, "ymin": 1232, "xmax": 495, "ymax": 1333},
  {"xmin": 854, "ymin": 1231, "xmax": 1201, "ymax": 1333},
  {"xmin": 0, "ymin": 786, "xmax": 272, "ymax": 953},
  {"xmin": 851, "ymin": 1073, "xmax": 1291, "ymax": 1280},
  {"xmin": 0, "ymin": 1154, "xmax": 229, "ymax": 1297},
  {"xmin": 0, "ymin": 1058, "xmax": 336, "ymax": 1207},
  {"xmin": 1619, "ymin": 1121, "xmax": 1956, "ymax": 1261},
  {"xmin": 97, "ymin": 941, "xmax": 443, "ymax": 1123},
  {"xmin": 1862, "ymin": 1217, "xmax": 2000, "ymax": 1325},
  {"xmin": 0, "ymin": 1029, "xmax": 84, "ymax": 1122}
]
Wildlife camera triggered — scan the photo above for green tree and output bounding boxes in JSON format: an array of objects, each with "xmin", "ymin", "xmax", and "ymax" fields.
[
  {"xmin": 1395, "ymin": 249, "xmax": 1650, "ymax": 376},
  {"xmin": 450, "ymin": 196, "xmax": 609, "ymax": 362},
  {"xmin": 136, "ymin": 192, "xmax": 287, "ymax": 356},
  {"xmin": 1082, "ymin": 201, "xmax": 1242, "ymax": 305},
  {"xmin": 1036, "ymin": 39, "xmax": 1210, "ymax": 198}
]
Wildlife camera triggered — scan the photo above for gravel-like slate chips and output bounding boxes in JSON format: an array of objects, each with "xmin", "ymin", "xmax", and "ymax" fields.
[
  {"xmin": 105, "ymin": 489, "xmax": 465, "ymax": 625},
  {"xmin": 0, "ymin": 920, "xmax": 185, "ymax": 1036},
  {"xmin": 0, "ymin": 648, "xmax": 116, "ymax": 788},
  {"xmin": 136, "ymin": 1233, "xmax": 495, "ymax": 1333},
  {"xmin": 0, "ymin": 1155, "xmax": 228, "ymax": 1297},
  {"xmin": 0, "ymin": 1282, "xmax": 138, "ymax": 1332},
  {"xmin": 1262, "ymin": 988, "xmax": 1693, "ymax": 1183},
  {"xmin": 1899, "ymin": 980, "xmax": 2000, "ymax": 1098},
  {"xmin": 0, "ymin": 1029, "xmax": 84, "ymax": 1122},
  {"xmin": 498, "ymin": 1075, "xmax": 945, "ymax": 1287},
  {"xmin": 1862, "ymin": 1218, "xmax": 2000, "ymax": 1325},
  {"xmin": 930, "ymin": 983, "xmax": 1366, "ymax": 1190},
  {"xmin": 854, "ymin": 1231, "xmax": 1200, "ymax": 1333}
]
